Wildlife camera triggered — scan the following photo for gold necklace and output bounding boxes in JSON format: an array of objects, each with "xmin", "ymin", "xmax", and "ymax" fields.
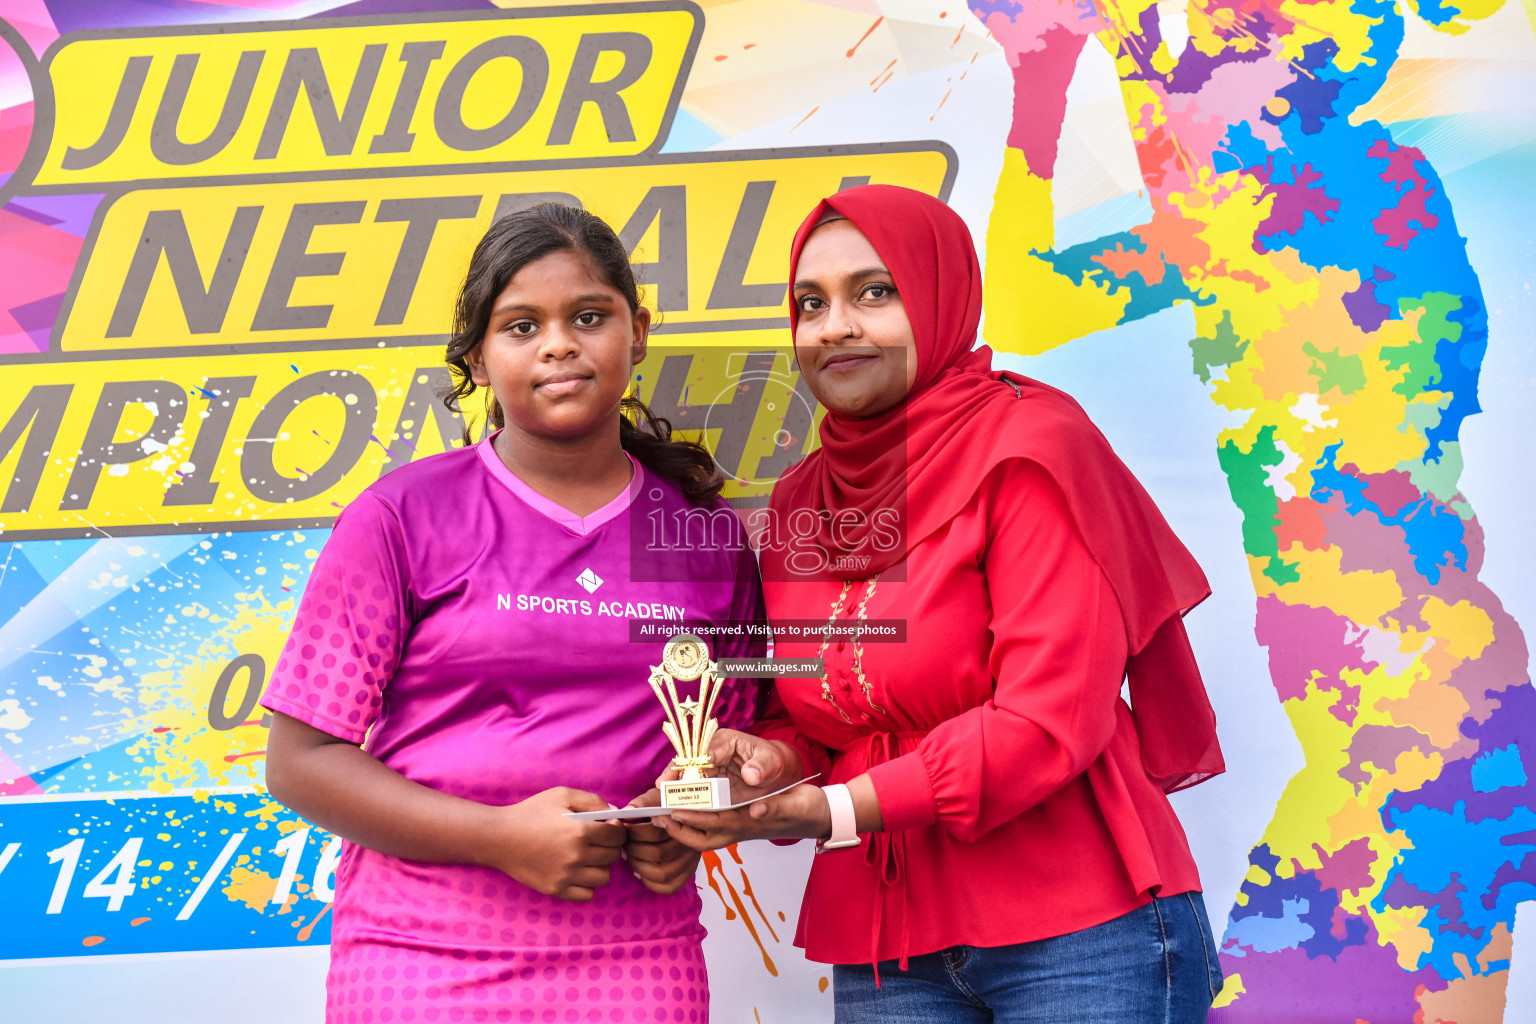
[{"xmin": 816, "ymin": 574, "xmax": 886, "ymax": 722}]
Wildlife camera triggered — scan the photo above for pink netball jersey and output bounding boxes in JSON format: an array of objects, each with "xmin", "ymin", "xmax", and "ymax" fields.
[{"xmin": 261, "ymin": 433, "xmax": 765, "ymax": 1024}]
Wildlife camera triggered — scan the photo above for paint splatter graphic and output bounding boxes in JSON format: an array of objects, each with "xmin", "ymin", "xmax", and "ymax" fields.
[
  {"xmin": 704, "ymin": 845, "xmax": 783, "ymax": 977},
  {"xmin": 0, "ymin": 528, "xmax": 343, "ymax": 955}
]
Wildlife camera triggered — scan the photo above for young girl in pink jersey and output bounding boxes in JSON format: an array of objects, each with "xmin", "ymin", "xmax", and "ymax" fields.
[{"xmin": 262, "ymin": 204, "xmax": 765, "ymax": 1024}]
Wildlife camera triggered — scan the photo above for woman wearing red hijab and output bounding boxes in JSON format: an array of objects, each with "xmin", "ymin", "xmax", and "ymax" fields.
[{"xmin": 661, "ymin": 185, "xmax": 1225, "ymax": 1022}]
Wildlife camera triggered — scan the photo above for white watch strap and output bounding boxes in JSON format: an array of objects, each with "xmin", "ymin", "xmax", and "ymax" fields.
[{"xmin": 817, "ymin": 783, "xmax": 860, "ymax": 852}]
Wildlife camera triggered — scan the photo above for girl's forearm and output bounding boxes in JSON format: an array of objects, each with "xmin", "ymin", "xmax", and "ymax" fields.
[{"xmin": 265, "ymin": 713, "xmax": 501, "ymax": 867}]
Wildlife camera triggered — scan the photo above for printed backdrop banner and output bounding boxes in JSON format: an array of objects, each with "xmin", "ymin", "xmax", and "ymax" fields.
[{"xmin": 0, "ymin": 1, "xmax": 1532, "ymax": 1022}]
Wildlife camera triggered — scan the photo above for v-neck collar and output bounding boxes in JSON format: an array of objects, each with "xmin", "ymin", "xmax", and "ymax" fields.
[{"xmin": 477, "ymin": 431, "xmax": 643, "ymax": 536}]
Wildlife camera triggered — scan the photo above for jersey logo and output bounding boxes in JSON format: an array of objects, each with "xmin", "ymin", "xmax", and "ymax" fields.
[{"xmin": 575, "ymin": 568, "xmax": 604, "ymax": 594}]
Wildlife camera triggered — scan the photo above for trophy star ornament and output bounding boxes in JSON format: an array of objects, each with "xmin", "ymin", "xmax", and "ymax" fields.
[{"xmin": 650, "ymin": 633, "xmax": 732, "ymax": 809}]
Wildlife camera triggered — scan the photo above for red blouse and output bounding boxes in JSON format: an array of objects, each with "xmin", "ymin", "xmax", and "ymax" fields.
[{"xmin": 758, "ymin": 460, "xmax": 1204, "ymax": 965}]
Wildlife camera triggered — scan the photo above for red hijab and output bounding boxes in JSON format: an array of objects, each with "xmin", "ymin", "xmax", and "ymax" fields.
[{"xmin": 764, "ymin": 184, "xmax": 1223, "ymax": 792}]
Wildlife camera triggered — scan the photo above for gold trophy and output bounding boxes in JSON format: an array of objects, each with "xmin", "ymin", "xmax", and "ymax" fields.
[{"xmin": 650, "ymin": 633, "xmax": 732, "ymax": 809}]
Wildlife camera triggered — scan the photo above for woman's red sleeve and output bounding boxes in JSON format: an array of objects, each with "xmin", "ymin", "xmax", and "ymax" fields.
[
  {"xmin": 866, "ymin": 460, "xmax": 1130, "ymax": 841},
  {"xmin": 753, "ymin": 686, "xmax": 833, "ymax": 782}
]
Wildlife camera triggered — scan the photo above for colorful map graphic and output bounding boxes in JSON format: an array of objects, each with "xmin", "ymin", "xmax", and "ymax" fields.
[{"xmin": 971, "ymin": 0, "xmax": 1535, "ymax": 1018}]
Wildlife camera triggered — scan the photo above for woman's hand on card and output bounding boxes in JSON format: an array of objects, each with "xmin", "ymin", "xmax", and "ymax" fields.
[
  {"xmin": 658, "ymin": 783, "xmax": 832, "ymax": 851},
  {"xmin": 701, "ymin": 729, "xmax": 804, "ymax": 799}
]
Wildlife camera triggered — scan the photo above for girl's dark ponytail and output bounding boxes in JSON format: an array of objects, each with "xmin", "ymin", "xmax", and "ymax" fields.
[
  {"xmin": 444, "ymin": 203, "xmax": 725, "ymax": 505},
  {"xmin": 619, "ymin": 394, "xmax": 724, "ymax": 504}
]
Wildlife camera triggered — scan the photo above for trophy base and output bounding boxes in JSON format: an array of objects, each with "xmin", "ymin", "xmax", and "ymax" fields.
[{"xmin": 660, "ymin": 776, "xmax": 731, "ymax": 809}]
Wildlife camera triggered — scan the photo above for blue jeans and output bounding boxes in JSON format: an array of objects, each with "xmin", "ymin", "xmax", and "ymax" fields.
[{"xmin": 833, "ymin": 892, "xmax": 1224, "ymax": 1023}]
